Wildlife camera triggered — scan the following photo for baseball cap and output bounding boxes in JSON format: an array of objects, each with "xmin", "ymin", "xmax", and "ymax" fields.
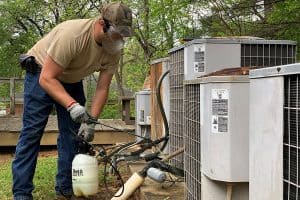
[{"xmin": 101, "ymin": 2, "xmax": 133, "ymax": 37}]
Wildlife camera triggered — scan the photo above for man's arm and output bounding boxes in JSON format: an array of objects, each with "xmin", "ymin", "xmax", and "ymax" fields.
[
  {"xmin": 39, "ymin": 55, "xmax": 75, "ymax": 108},
  {"xmin": 90, "ymin": 69, "xmax": 114, "ymax": 118}
]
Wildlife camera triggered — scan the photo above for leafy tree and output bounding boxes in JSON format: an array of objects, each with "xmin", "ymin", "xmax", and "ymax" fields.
[
  {"xmin": 195, "ymin": 0, "xmax": 299, "ymax": 48},
  {"xmin": 0, "ymin": 0, "xmax": 104, "ymax": 78},
  {"xmin": 1, "ymin": 0, "xmax": 299, "ymax": 119},
  {"xmin": 267, "ymin": 0, "xmax": 300, "ymax": 59}
]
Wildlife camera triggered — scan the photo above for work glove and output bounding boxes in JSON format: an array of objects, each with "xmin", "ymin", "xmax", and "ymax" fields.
[
  {"xmin": 67, "ymin": 103, "xmax": 91, "ymax": 123},
  {"xmin": 78, "ymin": 122, "xmax": 96, "ymax": 142}
]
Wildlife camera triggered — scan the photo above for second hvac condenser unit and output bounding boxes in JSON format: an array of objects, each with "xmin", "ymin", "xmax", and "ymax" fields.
[
  {"xmin": 249, "ymin": 63, "xmax": 300, "ymax": 200},
  {"xmin": 180, "ymin": 38, "xmax": 297, "ymax": 81},
  {"xmin": 201, "ymin": 74, "xmax": 249, "ymax": 200},
  {"xmin": 135, "ymin": 90, "xmax": 151, "ymax": 141},
  {"xmin": 183, "ymin": 69, "xmax": 250, "ymax": 200},
  {"xmin": 200, "ymin": 75, "xmax": 250, "ymax": 182}
]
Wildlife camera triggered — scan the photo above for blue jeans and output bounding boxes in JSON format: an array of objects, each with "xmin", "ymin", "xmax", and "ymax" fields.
[{"xmin": 12, "ymin": 72, "xmax": 86, "ymax": 199}]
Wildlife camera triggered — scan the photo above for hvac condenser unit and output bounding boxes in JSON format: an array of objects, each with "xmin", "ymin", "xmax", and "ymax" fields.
[
  {"xmin": 249, "ymin": 63, "xmax": 300, "ymax": 200},
  {"xmin": 201, "ymin": 75, "xmax": 249, "ymax": 200},
  {"xmin": 135, "ymin": 89, "xmax": 151, "ymax": 141},
  {"xmin": 168, "ymin": 38, "xmax": 296, "ymax": 170},
  {"xmin": 200, "ymin": 75, "xmax": 249, "ymax": 182},
  {"xmin": 183, "ymin": 70, "xmax": 250, "ymax": 200},
  {"xmin": 179, "ymin": 38, "xmax": 297, "ymax": 80}
]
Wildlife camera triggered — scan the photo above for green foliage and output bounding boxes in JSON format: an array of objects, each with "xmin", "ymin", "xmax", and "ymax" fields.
[
  {"xmin": 0, "ymin": 83, "xmax": 10, "ymax": 100},
  {"xmin": 1, "ymin": 0, "xmax": 299, "ymax": 119},
  {"xmin": 101, "ymin": 89, "xmax": 121, "ymax": 119},
  {"xmin": 267, "ymin": 0, "xmax": 300, "ymax": 59},
  {"xmin": 0, "ymin": 157, "xmax": 57, "ymax": 199},
  {"xmin": 122, "ymin": 0, "xmax": 195, "ymax": 61},
  {"xmin": 101, "ymin": 103, "xmax": 121, "ymax": 119},
  {"xmin": 0, "ymin": 155, "xmax": 117, "ymax": 199},
  {"xmin": 33, "ymin": 157, "xmax": 57, "ymax": 199},
  {"xmin": 0, "ymin": 161, "xmax": 12, "ymax": 198}
]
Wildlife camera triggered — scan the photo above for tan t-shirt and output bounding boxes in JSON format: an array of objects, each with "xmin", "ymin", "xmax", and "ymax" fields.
[{"xmin": 27, "ymin": 18, "xmax": 121, "ymax": 83}]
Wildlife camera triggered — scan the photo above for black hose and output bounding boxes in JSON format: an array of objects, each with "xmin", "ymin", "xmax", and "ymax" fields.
[
  {"xmin": 103, "ymin": 158, "xmax": 125, "ymax": 197},
  {"xmin": 156, "ymin": 70, "xmax": 170, "ymax": 152},
  {"xmin": 139, "ymin": 159, "xmax": 184, "ymax": 178}
]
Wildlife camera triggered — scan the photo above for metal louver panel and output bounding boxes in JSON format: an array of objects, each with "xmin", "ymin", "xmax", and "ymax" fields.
[
  {"xmin": 241, "ymin": 44, "xmax": 297, "ymax": 68},
  {"xmin": 184, "ymin": 83, "xmax": 201, "ymax": 200},
  {"xmin": 169, "ymin": 49, "xmax": 185, "ymax": 169},
  {"xmin": 284, "ymin": 74, "xmax": 300, "ymax": 200}
]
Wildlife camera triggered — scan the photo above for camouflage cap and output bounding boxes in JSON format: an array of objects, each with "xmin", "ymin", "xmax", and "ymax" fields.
[{"xmin": 101, "ymin": 2, "xmax": 133, "ymax": 37}]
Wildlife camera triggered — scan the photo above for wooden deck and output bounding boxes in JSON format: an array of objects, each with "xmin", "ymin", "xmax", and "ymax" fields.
[{"xmin": 0, "ymin": 115, "xmax": 135, "ymax": 146}]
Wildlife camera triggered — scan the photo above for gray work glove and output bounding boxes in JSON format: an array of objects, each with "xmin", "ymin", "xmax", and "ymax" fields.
[
  {"xmin": 67, "ymin": 103, "xmax": 91, "ymax": 123},
  {"xmin": 78, "ymin": 123, "xmax": 96, "ymax": 142}
]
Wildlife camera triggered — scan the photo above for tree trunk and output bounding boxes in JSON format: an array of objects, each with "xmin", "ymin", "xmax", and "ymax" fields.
[{"xmin": 115, "ymin": 53, "xmax": 125, "ymax": 97}]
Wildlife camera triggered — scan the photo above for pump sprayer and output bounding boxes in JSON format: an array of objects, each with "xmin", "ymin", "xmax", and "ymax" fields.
[
  {"xmin": 72, "ymin": 154, "xmax": 99, "ymax": 197},
  {"xmin": 70, "ymin": 135, "xmax": 98, "ymax": 197}
]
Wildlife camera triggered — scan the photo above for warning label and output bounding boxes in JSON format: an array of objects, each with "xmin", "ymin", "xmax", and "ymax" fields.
[
  {"xmin": 193, "ymin": 46, "xmax": 205, "ymax": 72},
  {"xmin": 211, "ymin": 89, "xmax": 229, "ymax": 133}
]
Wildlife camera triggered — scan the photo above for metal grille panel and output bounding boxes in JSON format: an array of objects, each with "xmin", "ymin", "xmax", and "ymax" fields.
[
  {"xmin": 284, "ymin": 75, "xmax": 300, "ymax": 200},
  {"xmin": 184, "ymin": 83, "xmax": 201, "ymax": 200},
  {"xmin": 241, "ymin": 44, "xmax": 296, "ymax": 68},
  {"xmin": 169, "ymin": 49, "xmax": 185, "ymax": 169}
]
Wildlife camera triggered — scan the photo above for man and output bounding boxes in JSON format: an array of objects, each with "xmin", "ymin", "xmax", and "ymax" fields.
[{"xmin": 12, "ymin": 2, "xmax": 133, "ymax": 200}]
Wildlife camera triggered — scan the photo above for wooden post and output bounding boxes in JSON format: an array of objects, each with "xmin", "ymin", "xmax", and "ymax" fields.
[
  {"xmin": 121, "ymin": 96, "xmax": 135, "ymax": 125},
  {"xmin": 10, "ymin": 78, "xmax": 15, "ymax": 115}
]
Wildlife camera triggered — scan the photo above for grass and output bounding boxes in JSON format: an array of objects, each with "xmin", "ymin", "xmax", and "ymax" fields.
[
  {"xmin": 0, "ymin": 155, "xmax": 126, "ymax": 200},
  {"xmin": 0, "ymin": 157, "xmax": 57, "ymax": 200}
]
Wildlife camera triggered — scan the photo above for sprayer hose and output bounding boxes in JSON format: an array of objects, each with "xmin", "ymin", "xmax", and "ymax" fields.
[{"xmin": 156, "ymin": 70, "xmax": 170, "ymax": 152}]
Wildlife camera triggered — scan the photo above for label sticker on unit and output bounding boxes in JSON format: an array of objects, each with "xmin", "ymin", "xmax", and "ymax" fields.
[
  {"xmin": 194, "ymin": 46, "xmax": 205, "ymax": 72},
  {"xmin": 211, "ymin": 89, "xmax": 229, "ymax": 133}
]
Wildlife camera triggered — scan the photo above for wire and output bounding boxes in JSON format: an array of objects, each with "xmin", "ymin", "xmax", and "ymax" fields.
[{"xmin": 103, "ymin": 158, "xmax": 125, "ymax": 198}]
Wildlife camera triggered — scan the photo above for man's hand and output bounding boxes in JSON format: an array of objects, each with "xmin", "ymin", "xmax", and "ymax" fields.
[
  {"xmin": 67, "ymin": 103, "xmax": 91, "ymax": 123},
  {"xmin": 78, "ymin": 123, "xmax": 96, "ymax": 142}
]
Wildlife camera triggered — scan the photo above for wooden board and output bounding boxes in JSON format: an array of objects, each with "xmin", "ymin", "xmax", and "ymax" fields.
[
  {"xmin": 0, "ymin": 116, "xmax": 135, "ymax": 146},
  {"xmin": 0, "ymin": 131, "xmax": 135, "ymax": 146},
  {"xmin": 150, "ymin": 61, "xmax": 164, "ymax": 140}
]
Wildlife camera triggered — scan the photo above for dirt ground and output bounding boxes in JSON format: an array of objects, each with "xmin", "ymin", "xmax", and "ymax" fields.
[{"xmin": 0, "ymin": 148, "xmax": 137, "ymax": 200}]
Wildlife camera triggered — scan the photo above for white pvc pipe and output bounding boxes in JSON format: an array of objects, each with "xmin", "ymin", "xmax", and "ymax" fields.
[{"xmin": 111, "ymin": 172, "xmax": 145, "ymax": 200}]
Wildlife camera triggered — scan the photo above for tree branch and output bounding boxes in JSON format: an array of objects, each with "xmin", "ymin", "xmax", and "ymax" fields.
[
  {"xmin": 16, "ymin": 19, "xmax": 28, "ymax": 32},
  {"xmin": 25, "ymin": 17, "xmax": 44, "ymax": 36}
]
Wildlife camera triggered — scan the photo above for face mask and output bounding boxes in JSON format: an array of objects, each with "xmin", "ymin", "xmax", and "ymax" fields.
[{"xmin": 102, "ymin": 37, "xmax": 125, "ymax": 54}]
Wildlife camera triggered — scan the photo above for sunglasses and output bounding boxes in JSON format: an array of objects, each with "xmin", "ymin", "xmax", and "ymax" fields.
[{"xmin": 103, "ymin": 18, "xmax": 128, "ymax": 40}]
